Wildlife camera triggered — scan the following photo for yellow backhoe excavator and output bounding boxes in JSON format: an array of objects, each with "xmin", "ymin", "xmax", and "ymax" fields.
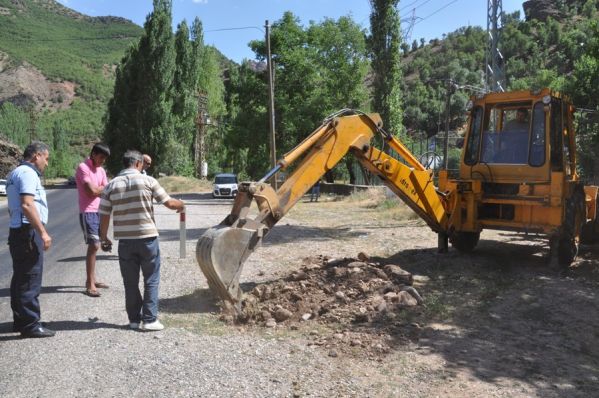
[{"xmin": 197, "ymin": 88, "xmax": 599, "ymax": 306}]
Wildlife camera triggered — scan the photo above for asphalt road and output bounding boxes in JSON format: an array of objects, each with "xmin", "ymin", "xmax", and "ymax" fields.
[{"xmin": 0, "ymin": 186, "xmax": 85, "ymax": 284}]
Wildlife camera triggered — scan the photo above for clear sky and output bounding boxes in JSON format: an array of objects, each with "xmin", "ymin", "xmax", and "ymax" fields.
[{"xmin": 56, "ymin": 0, "xmax": 525, "ymax": 62}]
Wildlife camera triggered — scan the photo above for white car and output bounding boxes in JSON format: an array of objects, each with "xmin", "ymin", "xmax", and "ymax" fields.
[
  {"xmin": 212, "ymin": 173, "xmax": 238, "ymax": 198},
  {"xmin": 0, "ymin": 179, "xmax": 6, "ymax": 196}
]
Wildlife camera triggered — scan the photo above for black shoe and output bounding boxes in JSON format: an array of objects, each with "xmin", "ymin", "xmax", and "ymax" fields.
[{"xmin": 21, "ymin": 326, "xmax": 56, "ymax": 338}]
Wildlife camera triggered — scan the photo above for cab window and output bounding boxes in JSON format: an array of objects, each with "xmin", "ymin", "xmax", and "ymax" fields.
[
  {"xmin": 480, "ymin": 102, "xmax": 531, "ymax": 164},
  {"xmin": 464, "ymin": 106, "xmax": 483, "ymax": 165}
]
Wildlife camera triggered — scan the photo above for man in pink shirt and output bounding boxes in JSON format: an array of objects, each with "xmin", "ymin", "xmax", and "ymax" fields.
[{"xmin": 75, "ymin": 143, "xmax": 110, "ymax": 297}]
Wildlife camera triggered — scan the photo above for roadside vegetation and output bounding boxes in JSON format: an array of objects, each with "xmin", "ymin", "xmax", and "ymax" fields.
[
  {"xmin": 0, "ymin": 0, "xmax": 597, "ymax": 184},
  {"xmin": 157, "ymin": 176, "xmax": 212, "ymax": 194}
]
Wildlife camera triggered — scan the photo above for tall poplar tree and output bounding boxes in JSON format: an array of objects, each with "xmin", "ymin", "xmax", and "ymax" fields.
[
  {"xmin": 369, "ymin": 0, "xmax": 404, "ymax": 137},
  {"xmin": 169, "ymin": 19, "xmax": 196, "ymax": 174},
  {"xmin": 192, "ymin": 17, "xmax": 226, "ymax": 175},
  {"xmin": 104, "ymin": 0, "xmax": 175, "ymax": 174}
]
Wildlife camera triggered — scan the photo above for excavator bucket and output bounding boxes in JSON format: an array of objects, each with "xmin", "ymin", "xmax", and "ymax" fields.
[
  {"xmin": 196, "ymin": 224, "xmax": 263, "ymax": 305},
  {"xmin": 196, "ymin": 186, "xmax": 272, "ymax": 308}
]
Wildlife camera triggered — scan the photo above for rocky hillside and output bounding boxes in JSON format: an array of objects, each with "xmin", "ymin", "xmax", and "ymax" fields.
[
  {"xmin": 0, "ymin": 138, "xmax": 20, "ymax": 178},
  {"xmin": 523, "ymin": 0, "xmax": 582, "ymax": 21}
]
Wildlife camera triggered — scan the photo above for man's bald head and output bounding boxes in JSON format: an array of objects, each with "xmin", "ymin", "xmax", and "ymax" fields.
[{"xmin": 143, "ymin": 154, "xmax": 152, "ymax": 171}]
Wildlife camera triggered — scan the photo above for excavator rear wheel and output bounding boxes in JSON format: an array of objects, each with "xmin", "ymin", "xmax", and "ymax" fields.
[
  {"xmin": 557, "ymin": 238, "xmax": 578, "ymax": 266},
  {"xmin": 449, "ymin": 231, "xmax": 480, "ymax": 253}
]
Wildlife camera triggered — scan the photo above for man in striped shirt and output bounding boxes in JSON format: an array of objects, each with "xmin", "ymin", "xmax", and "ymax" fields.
[{"xmin": 98, "ymin": 150, "xmax": 184, "ymax": 331}]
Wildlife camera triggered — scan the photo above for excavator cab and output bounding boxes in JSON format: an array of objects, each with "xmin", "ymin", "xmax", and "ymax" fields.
[
  {"xmin": 441, "ymin": 88, "xmax": 588, "ymax": 263},
  {"xmin": 460, "ymin": 90, "xmax": 565, "ymax": 182}
]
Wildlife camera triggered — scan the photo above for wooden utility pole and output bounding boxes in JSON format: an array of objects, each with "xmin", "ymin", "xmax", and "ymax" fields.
[
  {"xmin": 265, "ymin": 20, "xmax": 277, "ymax": 189},
  {"xmin": 195, "ymin": 93, "xmax": 208, "ymax": 179}
]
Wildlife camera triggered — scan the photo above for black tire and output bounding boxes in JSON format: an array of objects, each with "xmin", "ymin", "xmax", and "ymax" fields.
[
  {"xmin": 557, "ymin": 237, "xmax": 578, "ymax": 266},
  {"xmin": 450, "ymin": 231, "xmax": 480, "ymax": 253}
]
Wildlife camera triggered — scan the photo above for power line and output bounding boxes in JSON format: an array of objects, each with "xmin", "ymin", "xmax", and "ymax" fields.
[
  {"xmin": 399, "ymin": 0, "xmax": 424, "ymax": 12},
  {"xmin": 414, "ymin": 0, "xmax": 460, "ymax": 26},
  {"xmin": 360, "ymin": 0, "xmax": 434, "ymax": 29},
  {"xmin": 400, "ymin": 0, "xmax": 434, "ymax": 13},
  {"xmin": 205, "ymin": 26, "xmax": 264, "ymax": 33}
]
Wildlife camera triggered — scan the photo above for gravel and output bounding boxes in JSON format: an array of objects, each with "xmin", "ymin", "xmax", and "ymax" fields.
[{"xmin": 0, "ymin": 197, "xmax": 370, "ymax": 397}]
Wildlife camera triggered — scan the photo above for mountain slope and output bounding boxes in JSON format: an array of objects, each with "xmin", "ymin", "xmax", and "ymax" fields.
[
  {"xmin": 0, "ymin": 0, "xmax": 142, "ymax": 103},
  {"xmin": 0, "ymin": 0, "xmax": 143, "ymax": 176}
]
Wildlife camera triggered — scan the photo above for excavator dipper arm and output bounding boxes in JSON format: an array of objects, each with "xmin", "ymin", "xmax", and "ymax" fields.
[{"xmin": 196, "ymin": 110, "xmax": 448, "ymax": 308}]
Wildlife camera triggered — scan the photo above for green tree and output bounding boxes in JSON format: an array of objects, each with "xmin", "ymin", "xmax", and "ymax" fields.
[
  {"xmin": 369, "ymin": 0, "xmax": 404, "ymax": 137},
  {"xmin": 0, "ymin": 102, "xmax": 29, "ymax": 148},
  {"xmin": 103, "ymin": 0, "xmax": 175, "ymax": 174},
  {"xmin": 189, "ymin": 17, "xmax": 227, "ymax": 176},
  {"xmin": 199, "ymin": 46, "xmax": 227, "ymax": 176},
  {"xmin": 568, "ymin": 20, "xmax": 599, "ymax": 181},
  {"xmin": 241, "ymin": 12, "xmax": 369, "ymax": 180},
  {"xmin": 171, "ymin": 19, "xmax": 197, "ymax": 174},
  {"xmin": 47, "ymin": 120, "xmax": 75, "ymax": 178}
]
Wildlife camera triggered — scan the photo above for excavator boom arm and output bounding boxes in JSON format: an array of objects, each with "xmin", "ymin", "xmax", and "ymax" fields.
[{"xmin": 196, "ymin": 110, "xmax": 448, "ymax": 307}]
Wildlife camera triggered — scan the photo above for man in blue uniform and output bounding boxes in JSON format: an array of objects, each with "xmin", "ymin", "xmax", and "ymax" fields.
[{"xmin": 6, "ymin": 141, "xmax": 54, "ymax": 338}]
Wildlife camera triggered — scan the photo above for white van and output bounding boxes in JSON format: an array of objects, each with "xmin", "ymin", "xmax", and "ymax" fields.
[{"xmin": 213, "ymin": 173, "xmax": 238, "ymax": 198}]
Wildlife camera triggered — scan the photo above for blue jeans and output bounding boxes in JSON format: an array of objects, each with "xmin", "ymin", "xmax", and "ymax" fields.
[
  {"xmin": 118, "ymin": 237, "xmax": 161, "ymax": 324},
  {"xmin": 9, "ymin": 225, "xmax": 44, "ymax": 333},
  {"xmin": 310, "ymin": 185, "xmax": 320, "ymax": 202}
]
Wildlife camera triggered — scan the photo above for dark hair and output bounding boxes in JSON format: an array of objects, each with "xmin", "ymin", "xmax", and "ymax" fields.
[
  {"xmin": 91, "ymin": 143, "xmax": 111, "ymax": 157},
  {"xmin": 517, "ymin": 107, "xmax": 528, "ymax": 114},
  {"xmin": 23, "ymin": 141, "xmax": 50, "ymax": 160},
  {"xmin": 122, "ymin": 149, "xmax": 143, "ymax": 168}
]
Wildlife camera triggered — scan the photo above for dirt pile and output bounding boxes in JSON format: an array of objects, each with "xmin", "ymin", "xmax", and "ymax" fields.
[{"xmin": 224, "ymin": 253, "xmax": 425, "ymax": 358}]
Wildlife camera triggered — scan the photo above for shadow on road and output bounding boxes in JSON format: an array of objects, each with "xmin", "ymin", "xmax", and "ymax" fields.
[
  {"xmin": 0, "ymin": 319, "xmax": 123, "ymax": 341},
  {"xmin": 0, "ymin": 285, "xmax": 82, "ymax": 298},
  {"xmin": 159, "ymin": 223, "xmax": 368, "ymax": 245},
  {"xmin": 159, "ymin": 227, "xmax": 209, "ymax": 242},
  {"xmin": 57, "ymin": 255, "xmax": 119, "ymax": 262},
  {"xmin": 161, "ymin": 288, "xmax": 220, "ymax": 314}
]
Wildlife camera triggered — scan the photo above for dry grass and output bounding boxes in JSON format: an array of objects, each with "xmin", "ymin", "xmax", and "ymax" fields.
[
  {"xmin": 288, "ymin": 188, "xmax": 420, "ymax": 226},
  {"xmin": 346, "ymin": 188, "xmax": 420, "ymax": 222},
  {"xmin": 43, "ymin": 177, "xmax": 68, "ymax": 186},
  {"xmin": 157, "ymin": 176, "xmax": 212, "ymax": 193}
]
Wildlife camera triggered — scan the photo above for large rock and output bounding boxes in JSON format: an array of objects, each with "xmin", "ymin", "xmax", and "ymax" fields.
[
  {"xmin": 522, "ymin": 0, "xmax": 579, "ymax": 22},
  {"xmin": 0, "ymin": 138, "xmax": 20, "ymax": 178},
  {"xmin": 383, "ymin": 264, "xmax": 413, "ymax": 285}
]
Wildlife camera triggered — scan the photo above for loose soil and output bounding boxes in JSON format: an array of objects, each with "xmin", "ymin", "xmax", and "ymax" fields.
[{"xmin": 206, "ymin": 191, "xmax": 599, "ymax": 397}]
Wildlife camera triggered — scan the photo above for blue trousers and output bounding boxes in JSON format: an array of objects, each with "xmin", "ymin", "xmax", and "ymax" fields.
[
  {"xmin": 9, "ymin": 225, "xmax": 44, "ymax": 333},
  {"xmin": 118, "ymin": 237, "xmax": 161, "ymax": 324}
]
